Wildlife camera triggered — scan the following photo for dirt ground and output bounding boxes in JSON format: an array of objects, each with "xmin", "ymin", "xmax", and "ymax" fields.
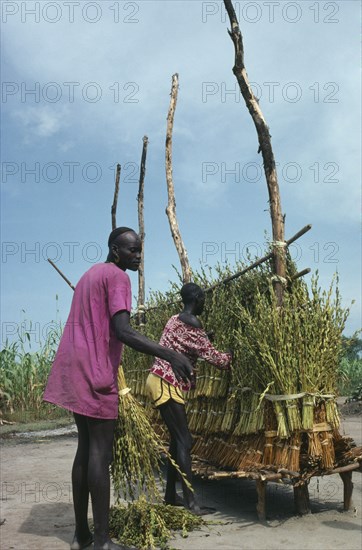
[{"xmin": 1, "ymin": 411, "xmax": 361, "ymax": 550}]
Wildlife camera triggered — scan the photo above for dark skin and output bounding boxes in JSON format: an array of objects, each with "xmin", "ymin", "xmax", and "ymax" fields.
[
  {"xmin": 72, "ymin": 231, "xmax": 193, "ymax": 550},
  {"xmin": 158, "ymin": 288, "xmax": 229, "ymax": 515},
  {"xmin": 178, "ymin": 292, "xmax": 205, "ymax": 328},
  {"xmin": 111, "ymin": 232, "xmax": 194, "ymax": 383}
]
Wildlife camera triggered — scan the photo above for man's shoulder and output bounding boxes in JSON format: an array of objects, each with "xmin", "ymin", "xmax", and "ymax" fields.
[
  {"xmin": 177, "ymin": 313, "xmax": 202, "ymax": 329},
  {"xmin": 76, "ymin": 263, "xmax": 130, "ymax": 289}
]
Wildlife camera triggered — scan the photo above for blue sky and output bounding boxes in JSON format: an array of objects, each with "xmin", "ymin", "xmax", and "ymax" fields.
[{"xmin": 1, "ymin": 0, "xmax": 361, "ymax": 347}]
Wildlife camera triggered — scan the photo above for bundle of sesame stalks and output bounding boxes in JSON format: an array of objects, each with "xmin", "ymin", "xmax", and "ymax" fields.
[
  {"xmin": 121, "ymin": 262, "xmax": 355, "ymax": 475},
  {"xmin": 109, "ymin": 494, "xmax": 205, "ymax": 550},
  {"xmin": 234, "ymin": 274, "xmax": 350, "ymax": 436},
  {"xmin": 111, "ymin": 366, "xmax": 191, "ymax": 502}
]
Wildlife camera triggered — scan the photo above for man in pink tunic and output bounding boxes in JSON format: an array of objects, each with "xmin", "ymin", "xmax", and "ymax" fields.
[
  {"xmin": 44, "ymin": 227, "xmax": 193, "ymax": 550},
  {"xmin": 44, "ymin": 261, "xmax": 132, "ymax": 420}
]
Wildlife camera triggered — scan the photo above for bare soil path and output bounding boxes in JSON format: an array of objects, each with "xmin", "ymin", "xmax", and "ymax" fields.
[{"xmin": 1, "ymin": 412, "xmax": 361, "ymax": 550}]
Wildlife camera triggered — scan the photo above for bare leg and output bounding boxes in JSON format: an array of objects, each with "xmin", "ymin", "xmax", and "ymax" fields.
[
  {"xmin": 71, "ymin": 413, "xmax": 93, "ymax": 549},
  {"xmin": 87, "ymin": 416, "xmax": 117, "ymax": 549},
  {"xmin": 72, "ymin": 413, "xmax": 130, "ymax": 550},
  {"xmin": 164, "ymin": 438, "xmax": 178, "ymax": 504},
  {"xmin": 158, "ymin": 400, "xmax": 198, "ymax": 512}
]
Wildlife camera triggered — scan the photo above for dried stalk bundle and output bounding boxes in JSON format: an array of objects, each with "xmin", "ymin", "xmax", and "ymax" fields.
[
  {"xmin": 112, "ymin": 367, "xmax": 165, "ymax": 501},
  {"xmin": 302, "ymin": 395, "xmax": 315, "ymax": 430},
  {"xmin": 191, "ymin": 435, "xmax": 206, "ymax": 457},
  {"xmin": 285, "ymin": 398, "xmax": 302, "ymax": 432},
  {"xmin": 234, "ymin": 275, "xmax": 349, "ymax": 440},
  {"xmin": 120, "ymin": 264, "xmax": 351, "ymax": 475},
  {"xmin": 231, "ymin": 391, "xmax": 253, "ymax": 436},
  {"xmin": 202, "ymin": 402, "xmax": 218, "ymax": 434},
  {"xmin": 196, "ymin": 405, "xmax": 210, "ymax": 433},
  {"xmin": 325, "ymin": 398, "xmax": 340, "ymax": 428},
  {"xmin": 109, "ymin": 495, "xmax": 205, "ymax": 550},
  {"xmin": 193, "ymin": 435, "xmax": 228, "ymax": 465},
  {"xmin": 230, "ymin": 390, "xmax": 264, "ymax": 436},
  {"xmin": 333, "ymin": 430, "xmax": 357, "ymax": 465},
  {"xmin": 112, "ymin": 367, "xmax": 190, "ymax": 502},
  {"xmin": 187, "ymin": 406, "xmax": 197, "ymax": 433},
  {"xmin": 234, "ymin": 434, "xmax": 265, "ymax": 470},
  {"xmin": 189, "ymin": 363, "xmax": 208, "ymax": 397},
  {"xmin": 274, "ymin": 439, "xmax": 289, "ymax": 469},
  {"xmin": 263, "ymin": 430, "xmax": 277, "ymax": 466},
  {"xmin": 220, "ymin": 395, "xmax": 239, "ymax": 433},
  {"xmin": 287, "ymin": 432, "xmax": 301, "ymax": 472},
  {"xmin": 192, "ymin": 433, "xmax": 267, "ymax": 472},
  {"xmin": 218, "ymin": 437, "xmax": 239, "ymax": 468},
  {"xmin": 246, "ymin": 394, "xmax": 264, "ymax": 434},
  {"xmin": 273, "ymin": 402, "xmax": 290, "ymax": 439},
  {"xmin": 307, "ymin": 429, "xmax": 336, "ymax": 471},
  {"xmin": 264, "ymin": 400, "xmax": 278, "ymax": 430},
  {"xmin": 338, "ymin": 445, "xmax": 362, "ymax": 466},
  {"xmin": 307, "ymin": 432, "xmax": 322, "ymax": 468},
  {"xmin": 193, "ymin": 364, "xmax": 230, "ymax": 399},
  {"xmin": 320, "ymin": 431, "xmax": 335, "ymax": 469}
]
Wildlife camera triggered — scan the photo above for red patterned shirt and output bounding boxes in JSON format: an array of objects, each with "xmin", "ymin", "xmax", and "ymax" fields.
[{"xmin": 150, "ymin": 315, "xmax": 231, "ymax": 392}]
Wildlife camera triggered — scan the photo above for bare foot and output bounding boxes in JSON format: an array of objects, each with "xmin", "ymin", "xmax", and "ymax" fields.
[
  {"xmin": 94, "ymin": 540, "xmax": 132, "ymax": 550},
  {"xmin": 70, "ymin": 532, "xmax": 93, "ymax": 550},
  {"xmin": 189, "ymin": 505, "xmax": 217, "ymax": 516},
  {"xmin": 164, "ymin": 494, "xmax": 184, "ymax": 507}
]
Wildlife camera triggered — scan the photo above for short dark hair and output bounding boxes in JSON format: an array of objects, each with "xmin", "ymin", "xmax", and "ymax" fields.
[
  {"xmin": 180, "ymin": 283, "xmax": 204, "ymax": 304},
  {"xmin": 108, "ymin": 227, "xmax": 134, "ymax": 247}
]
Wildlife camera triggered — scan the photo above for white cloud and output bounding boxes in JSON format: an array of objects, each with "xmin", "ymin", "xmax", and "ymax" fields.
[
  {"xmin": 13, "ymin": 105, "xmax": 70, "ymax": 139},
  {"xmin": 1, "ymin": 0, "xmax": 360, "ymax": 334}
]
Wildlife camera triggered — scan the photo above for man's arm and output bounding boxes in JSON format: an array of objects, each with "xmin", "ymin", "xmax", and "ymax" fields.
[
  {"xmin": 186, "ymin": 330, "xmax": 232, "ymax": 369},
  {"xmin": 112, "ymin": 310, "xmax": 193, "ymax": 383}
]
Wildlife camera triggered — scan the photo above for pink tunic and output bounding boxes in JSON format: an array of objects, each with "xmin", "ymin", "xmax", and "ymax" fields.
[
  {"xmin": 150, "ymin": 315, "xmax": 231, "ymax": 392},
  {"xmin": 43, "ymin": 263, "xmax": 132, "ymax": 419}
]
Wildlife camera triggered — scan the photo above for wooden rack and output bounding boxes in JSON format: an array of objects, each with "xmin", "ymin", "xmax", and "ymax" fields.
[{"xmin": 192, "ymin": 457, "xmax": 362, "ymax": 520}]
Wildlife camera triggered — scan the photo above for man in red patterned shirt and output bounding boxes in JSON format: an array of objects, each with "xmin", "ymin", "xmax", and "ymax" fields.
[{"xmin": 146, "ymin": 283, "xmax": 232, "ymax": 514}]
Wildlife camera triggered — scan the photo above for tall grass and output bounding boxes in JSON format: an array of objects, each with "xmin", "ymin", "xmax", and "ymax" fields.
[
  {"xmin": 338, "ymin": 358, "xmax": 362, "ymax": 396},
  {"xmin": 0, "ymin": 322, "xmax": 66, "ymax": 421}
]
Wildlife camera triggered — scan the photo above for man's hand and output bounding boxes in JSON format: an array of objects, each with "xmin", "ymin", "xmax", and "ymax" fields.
[
  {"xmin": 169, "ymin": 351, "xmax": 194, "ymax": 384},
  {"xmin": 113, "ymin": 310, "xmax": 193, "ymax": 383},
  {"xmin": 226, "ymin": 347, "xmax": 234, "ymax": 365},
  {"xmin": 206, "ymin": 330, "xmax": 215, "ymax": 342}
]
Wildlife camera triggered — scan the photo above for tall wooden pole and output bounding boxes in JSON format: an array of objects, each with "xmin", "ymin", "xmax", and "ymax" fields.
[
  {"xmin": 111, "ymin": 163, "xmax": 121, "ymax": 230},
  {"xmin": 165, "ymin": 73, "xmax": 192, "ymax": 284},
  {"xmin": 223, "ymin": 0, "xmax": 286, "ymax": 305},
  {"xmin": 137, "ymin": 136, "xmax": 148, "ymax": 326}
]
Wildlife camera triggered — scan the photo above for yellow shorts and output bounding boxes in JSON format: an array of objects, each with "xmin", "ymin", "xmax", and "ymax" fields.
[{"xmin": 145, "ymin": 373, "xmax": 185, "ymax": 407}]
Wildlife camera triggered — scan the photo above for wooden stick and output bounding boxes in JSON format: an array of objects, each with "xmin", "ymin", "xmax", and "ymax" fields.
[
  {"xmin": 47, "ymin": 258, "xmax": 75, "ymax": 290},
  {"xmin": 111, "ymin": 163, "xmax": 121, "ymax": 230},
  {"xmin": 223, "ymin": 0, "xmax": 286, "ymax": 305},
  {"xmin": 277, "ymin": 468, "xmax": 301, "ymax": 478},
  {"xmin": 256, "ymin": 479, "xmax": 267, "ymax": 520},
  {"xmin": 294, "ymin": 483, "xmax": 311, "ymax": 515},
  {"xmin": 325, "ymin": 462, "xmax": 361, "ymax": 475},
  {"xmin": 291, "ymin": 268, "xmax": 311, "ymax": 281},
  {"xmin": 287, "ymin": 224, "xmax": 312, "ymax": 245},
  {"xmin": 339, "ymin": 471, "xmax": 353, "ymax": 510},
  {"xmin": 137, "ymin": 137, "xmax": 148, "ymax": 326},
  {"xmin": 208, "ymin": 470, "xmax": 283, "ymax": 481},
  {"xmin": 205, "ymin": 224, "xmax": 312, "ymax": 293},
  {"xmin": 140, "ymin": 223, "xmax": 312, "ymax": 312},
  {"xmin": 165, "ymin": 74, "xmax": 191, "ymax": 284}
]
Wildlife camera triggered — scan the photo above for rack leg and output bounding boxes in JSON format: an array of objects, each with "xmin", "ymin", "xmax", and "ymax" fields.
[
  {"xmin": 256, "ymin": 479, "xmax": 267, "ymax": 520},
  {"xmin": 339, "ymin": 471, "xmax": 353, "ymax": 511},
  {"xmin": 294, "ymin": 483, "xmax": 311, "ymax": 515}
]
